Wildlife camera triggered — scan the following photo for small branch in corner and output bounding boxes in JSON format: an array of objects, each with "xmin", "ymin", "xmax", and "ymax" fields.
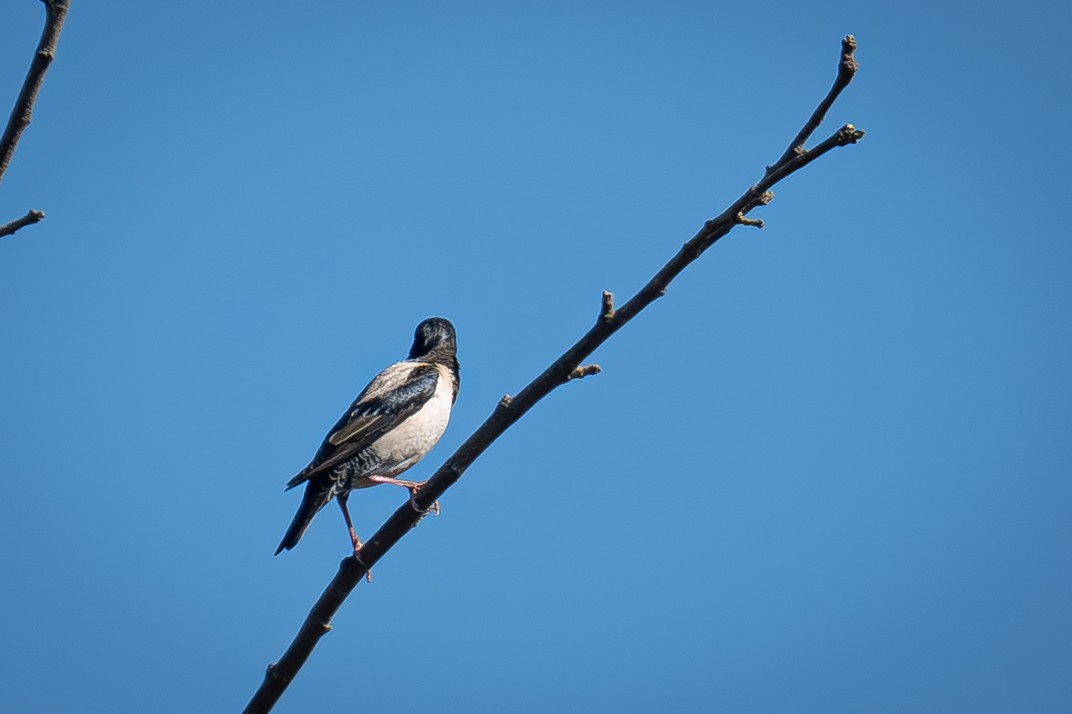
[
  {"xmin": 0, "ymin": 209, "xmax": 45, "ymax": 238},
  {"xmin": 0, "ymin": 1, "xmax": 69, "ymax": 242},
  {"xmin": 0, "ymin": 0, "xmax": 69, "ymax": 185}
]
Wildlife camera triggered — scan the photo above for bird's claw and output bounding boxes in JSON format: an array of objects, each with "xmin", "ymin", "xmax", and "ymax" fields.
[
  {"xmin": 408, "ymin": 489, "xmax": 440, "ymax": 517},
  {"xmin": 351, "ymin": 546, "xmax": 373, "ymax": 583}
]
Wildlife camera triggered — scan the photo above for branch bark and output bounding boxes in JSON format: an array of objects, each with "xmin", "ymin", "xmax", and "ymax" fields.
[
  {"xmin": 0, "ymin": 0, "xmax": 69, "ymax": 237},
  {"xmin": 0, "ymin": 208, "xmax": 44, "ymax": 237},
  {"xmin": 244, "ymin": 35, "xmax": 864, "ymax": 714}
]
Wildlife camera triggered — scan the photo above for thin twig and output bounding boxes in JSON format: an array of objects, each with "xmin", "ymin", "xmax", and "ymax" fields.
[
  {"xmin": 0, "ymin": 208, "xmax": 44, "ymax": 238},
  {"xmin": 244, "ymin": 35, "xmax": 865, "ymax": 714},
  {"xmin": 0, "ymin": 1, "xmax": 69, "ymax": 239},
  {"xmin": 0, "ymin": 0, "xmax": 68, "ymax": 185},
  {"xmin": 771, "ymin": 34, "xmax": 858, "ymax": 170},
  {"xmin": 600, "ymin": 290, "xmax": 615, "ymax": 323},
  {"xmin": 568, "ymin": 364, "xmax": 602, "ymax": 380}
]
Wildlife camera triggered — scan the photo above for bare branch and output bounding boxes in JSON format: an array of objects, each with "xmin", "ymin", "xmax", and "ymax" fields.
[
  {"xmin": 0, "ymin": 0, "xmax": 68, "ymax": 184},
  {"xmin": 0, "ymin": 1, "xmax": 69, "ymax": 237},
  {"xmin": 771, "ymin": 34, "xmax": 859, "ymax": 169},
  {"xmin": 244, "ymin": 36, "xmax": 866, "ymax": 714},
  {"xmin": 0, "ymin": 208, "xmax": 44, "ymax": 238}
]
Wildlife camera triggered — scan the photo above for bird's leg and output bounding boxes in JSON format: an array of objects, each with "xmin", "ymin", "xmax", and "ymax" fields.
[
  {"xmin": 366, "ymin": 476, "xmax": 441, "ymax": 516},
  {"xmin": 337, "ymin": 492, "xmax": 362, "ymax": 551},
  {"xmin": 337, "ymin": 492, "xmax": 372, "ymax": 583},
  {"xmin": 366, "ymin": 476, "xmax": 423, "ymax": 490}
]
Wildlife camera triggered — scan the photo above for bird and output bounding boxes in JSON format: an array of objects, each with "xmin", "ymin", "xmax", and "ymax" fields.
[{"xmin": 275, "ymin": 317, "xmax": 460, "ymax": 556}]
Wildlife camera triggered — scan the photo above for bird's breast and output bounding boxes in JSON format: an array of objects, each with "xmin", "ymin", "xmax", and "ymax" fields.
[{"xmin": 367, "ymin": 372, "xmax": 454, "ymax": 477}]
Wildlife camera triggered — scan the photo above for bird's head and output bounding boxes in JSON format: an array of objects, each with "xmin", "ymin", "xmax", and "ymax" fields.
[{"xmin": 409, "ymin": 317, "xmax": 457, "ymax": 361}]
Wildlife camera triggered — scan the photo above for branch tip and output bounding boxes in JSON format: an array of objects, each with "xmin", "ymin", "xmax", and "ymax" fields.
[
  {"xmin": 600, "ymin": 291, "xmax": 615, "ymax": 323},
  {"xmin": 837, "ymin": 124, "xmax": 865, "ymax": 144},
  {"xmin": 839, "ymin": 35, "xmax": 859, "ymax": 78},
  {"xmin": 568, "ymin": 364, "xmax": 602, "ymax": 381},
  {"xmin": 0, "ymin": 208, "xmax": 46, "ymax": 238},
  {"xmin": 744, "ymin": 191, "xmax": 774, "ymax": 213},
  {"xmin": 736, "ymin": 213, "xmax": 765, "ymax": 229},
  {"xmin": 773, "ymin": 35, "xmax": 861, "ymax": 168}
]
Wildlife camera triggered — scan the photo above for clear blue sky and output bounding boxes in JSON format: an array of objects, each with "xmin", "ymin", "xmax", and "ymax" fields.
[{"xmin": 2, "ymin": 2, "xmax": 1070, "ymax": 712}]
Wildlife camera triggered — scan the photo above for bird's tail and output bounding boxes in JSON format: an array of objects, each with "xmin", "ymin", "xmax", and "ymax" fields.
[{"xmin": 275, "ymin": 479, "xmax": 334, "ymax": 555}]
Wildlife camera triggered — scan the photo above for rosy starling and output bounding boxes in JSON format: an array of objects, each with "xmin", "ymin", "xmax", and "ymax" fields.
[{"xmin": 276, "ymin": 317, "xmax": 459, "ymax": 555}]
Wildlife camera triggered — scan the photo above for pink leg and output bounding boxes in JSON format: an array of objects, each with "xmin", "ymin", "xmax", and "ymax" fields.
[
  {"xmin": 366, "ymin": 476, "xmax": 440, "ymax": 516},
  {"xmin": 337, "ymin": 492, "xmax": 362, "ymax": 551},
  {"xmin": 365, "ymin": 476, "xmax": 424, "ymax": 490},
  {"xmin": 337, "ymin": 493, "xmax": 372, "ymax": 582}
]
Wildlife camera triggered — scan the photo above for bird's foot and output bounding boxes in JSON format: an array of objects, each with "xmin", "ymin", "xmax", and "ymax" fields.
[
  {"xmin": 407, "ymin": 488, "xmax": 440, "ymax": 517},
  {"xmin": 349, "ymin": 532, "xmax": 372, "ymax": 583}
]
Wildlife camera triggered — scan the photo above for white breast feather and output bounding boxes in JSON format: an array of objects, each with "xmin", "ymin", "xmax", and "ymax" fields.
[{"xmin": 368, "ymin": 368, "xmax": 453, "ymax": 477}]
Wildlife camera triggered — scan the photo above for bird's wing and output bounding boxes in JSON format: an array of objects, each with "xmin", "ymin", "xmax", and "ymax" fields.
[{"xmin": 285, "ymin": 362, "xmax": 439, "ymax": 487}]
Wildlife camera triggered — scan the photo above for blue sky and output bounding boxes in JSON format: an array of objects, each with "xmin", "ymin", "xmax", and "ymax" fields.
[{"xmin": 2, "ymin": 2, "xmax": 1070, "ymax": 712}]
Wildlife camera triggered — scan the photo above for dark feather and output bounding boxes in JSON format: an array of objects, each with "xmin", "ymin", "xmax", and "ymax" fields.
[{"xmin": 274, "ymin": 477, "xmax": 334, "ymax": 554}]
